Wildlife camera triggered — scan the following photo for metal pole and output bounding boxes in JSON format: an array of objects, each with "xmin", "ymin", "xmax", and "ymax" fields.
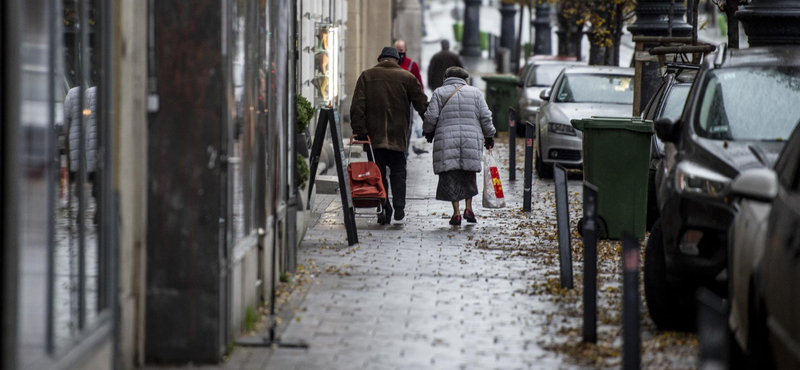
[
  {"xmin": 582, "ymin": 183, "xmax": 598, "ymax": 343},
  {"xmin": 554, "ymin": 164, "xmax": 572, "ymax": 289},
  {"xmin": 508, "ymin": 108, "xmax": 516, "ymax": 181},
  {"xmin": 523, "ymin": 122, "xmax": 533, "ymax": 211},
  {"xmin": 692, "ymin": 0, "xmax": 699, "ymax": 45},
  {"xmin": 622, "ymin": 234, "xmax": 641, "ymax": 370}
]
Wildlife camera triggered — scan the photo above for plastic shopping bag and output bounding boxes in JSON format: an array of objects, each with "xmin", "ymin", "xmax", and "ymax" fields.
[{"xmin": 482, "ymin": 152, "xmax": 506, "ymax": 208}]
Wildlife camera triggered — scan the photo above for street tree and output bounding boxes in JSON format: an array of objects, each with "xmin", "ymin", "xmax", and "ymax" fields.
[{"xmin": 551, "ymin": 0, "xmax": 635, "ymax": 65}]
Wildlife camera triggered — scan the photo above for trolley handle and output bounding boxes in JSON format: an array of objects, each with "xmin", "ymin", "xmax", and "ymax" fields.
[
  {"xmin": 349, "ymin": 134, "xmax": 372, "ymax": 145},
  {"xmin": 348, "ymin": 134, "xmax": 377, "ymax": 163}
]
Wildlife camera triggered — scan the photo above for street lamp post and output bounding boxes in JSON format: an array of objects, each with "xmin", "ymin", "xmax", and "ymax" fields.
[
  {"xmin": 737, "ymin": 0, "xmax": 800, "ymax": 46},
  {"xmin": 461, "ymin": 0, "xmax": 482, "ymax": 57},
  {"xmin": 628, "ymin": 0, "xmax": 692, "ymax": 115},
  {"xmin": 533, "ymin": 3, "xmax": 552, "ymax": 55},
  {"xmin": 500, "ymin": 2, "xmax": 517, "ymax": 58},
  {"xmin": 628, "ymin": 0, "xmax": 692, "ymax": 38}
]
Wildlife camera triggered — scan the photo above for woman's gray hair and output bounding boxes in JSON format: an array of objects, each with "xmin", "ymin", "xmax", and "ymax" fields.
[{"xmin": 444, "ymin": 66, "xmax": 470, "ymax": 80}]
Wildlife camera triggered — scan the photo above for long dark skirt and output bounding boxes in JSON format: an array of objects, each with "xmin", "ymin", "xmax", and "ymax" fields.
[{"xmin": 436, "ymin": 170, "xmax": 479, "ymax": 202}]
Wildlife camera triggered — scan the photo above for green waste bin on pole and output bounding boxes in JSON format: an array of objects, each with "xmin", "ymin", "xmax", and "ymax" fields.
[
  {"xmin": 571, "ymin": 116, "xmax": 653, "ymax": 239},
  {"xmin": 481, "ymin": 75, "xmax": 519, "ymax": 132}
]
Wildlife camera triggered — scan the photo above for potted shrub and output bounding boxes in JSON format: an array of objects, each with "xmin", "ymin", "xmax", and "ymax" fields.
[{"xmin": 296, "ymin": 94, "xmax": 314, "ymax": 158}]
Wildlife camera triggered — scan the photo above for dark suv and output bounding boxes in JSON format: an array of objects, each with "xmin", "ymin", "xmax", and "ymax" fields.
[{"xmin": 644, "ymin": 45, "xmax": 800, "ymax": 330}]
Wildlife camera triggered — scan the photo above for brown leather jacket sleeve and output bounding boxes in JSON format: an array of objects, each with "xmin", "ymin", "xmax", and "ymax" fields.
[
  {"xmin": 350, "ymin": 73, "xmax": 367, "ymax": 134},
  {"xmin": 407, "ymin": 76, "xmax": 428, "ymax": 120}
]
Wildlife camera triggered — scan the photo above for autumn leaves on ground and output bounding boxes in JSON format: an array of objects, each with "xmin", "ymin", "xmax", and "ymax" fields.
[
  {"xmin": 481, "ymin": 134, "xmax": 699, "ymax": 369},
  {"xmin": 257, "ymin": 134, "xmax": 699, "ymax": 369}
]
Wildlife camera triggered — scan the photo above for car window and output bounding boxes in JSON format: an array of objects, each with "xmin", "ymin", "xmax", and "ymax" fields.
[
  {"xmin": 520, "ymin": 64, "xmax": 533, "ymax": 80},
  {"xmin": 661, "ymin": 84, "xmax": 690, "ymax": 120},
  {"xmin": 696, "ymin": 67, "xmax": 800, "ymax": 141},
  {"xmin": 641, "ymin": 81, "xmax": 665, "ymax": 120},
  {"xmin": 555, "ymin": 74, "xmax": 633, "ymax": 104},
  {"xmin": 527, "ymin": 65, "xmax": 566, "ymax": 87}
]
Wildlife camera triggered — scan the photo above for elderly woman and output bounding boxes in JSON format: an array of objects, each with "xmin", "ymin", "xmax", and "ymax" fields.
[{"xmin": 423, "ymin": 67, "xmax": 495, "ymax": 226}]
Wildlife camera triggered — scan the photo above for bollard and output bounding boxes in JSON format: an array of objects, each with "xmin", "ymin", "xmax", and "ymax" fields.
[
  {"xmin": 697, "ymin": 288, "xmax": 728, "ymax": 370},
  {"xmin": 622, "ymin": 233, "xmax": 641, "ymax": 370},
  {"xmin": 523, "ymin": 122, "xmax": 533, "ymax": 211},
  {"xmin": 582, "ymin": 183, "xmax": 599, "ymax": 343},
  {"xmin": 554, "ymin": 164, "xmax": 573, "ymax": 289},
  {"xmin": 508, "ymin": 108, "xmax": 516, "ymax": 181}
]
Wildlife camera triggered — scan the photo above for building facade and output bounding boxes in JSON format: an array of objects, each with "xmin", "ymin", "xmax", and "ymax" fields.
[{"xmin": 1, "ymin": 0, "xmax": 366, "ymax": 369}]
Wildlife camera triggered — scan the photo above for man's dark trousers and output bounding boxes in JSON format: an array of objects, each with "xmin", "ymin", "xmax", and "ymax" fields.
[{"xmin": 372, "ymin": 148, "xmax": 407, "ymax": 214}]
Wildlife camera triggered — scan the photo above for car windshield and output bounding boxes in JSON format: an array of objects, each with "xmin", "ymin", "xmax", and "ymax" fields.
[
  {"xmin": 696, "ymin": 67, "xmax": 800, "ymax": 141},
  {"xmin": 527, "ymin": 65, "xmax": 565, "ymax": 87},
  {"xmin": 661, "ymin": 84, "xmax": 690, "ymax": 120},
  {"xmin": 554, "ymin": 74, "xmax": 633, "ymax": 104}
]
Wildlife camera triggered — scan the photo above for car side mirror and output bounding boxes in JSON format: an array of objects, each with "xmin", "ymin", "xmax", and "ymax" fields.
[
  {"xmin": 654, "ymin": 117, "xmax": 681, "ymax": 143},
  {"xmin": 539, "ymin": 88, "xmax": 551, "ymax": 101},
  {"xmin": 730, "ymin": 168, "xmax": 779, "ymax": 202}
]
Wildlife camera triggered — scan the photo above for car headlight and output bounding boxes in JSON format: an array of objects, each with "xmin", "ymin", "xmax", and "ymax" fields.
[
  {"xmin": 548, "ymin": 122, "xmax": 576, "ymax": 136},
  {"xmin": 675, "ymin": 161, "xmax": 730, "ymax": 198}
]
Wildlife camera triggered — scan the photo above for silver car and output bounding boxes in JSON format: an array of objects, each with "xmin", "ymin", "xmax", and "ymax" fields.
[
  {"xmin": 516, "ymin": 60, "xmax": 584, "ymax": 127},
  {"xmin": 534, "ymin": 66, "xmax": 634, "ymax": 178}
]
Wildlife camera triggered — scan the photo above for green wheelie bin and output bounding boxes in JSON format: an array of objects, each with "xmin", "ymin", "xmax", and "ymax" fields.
[
  {"xmin": 481, "ymin": 75, "xmax": 519, "ymax": 132},
  {"xmin": 571, "ymin": 116, "xmax": 653, "ymax": 239}
]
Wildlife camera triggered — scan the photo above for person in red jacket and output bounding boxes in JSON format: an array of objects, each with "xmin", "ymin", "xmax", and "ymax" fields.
[
  {"xmin": 394, "ymin": 39, "xmax": 425, "ymax": 158},
  {"xmin": 394, "ymin": 40, "xmax": 424, "ymax": 90}
]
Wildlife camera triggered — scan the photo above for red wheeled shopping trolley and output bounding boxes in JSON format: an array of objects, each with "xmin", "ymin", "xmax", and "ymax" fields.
[{"xmin": 347, "ymin": 135, "xmax": 386, "ymax": 213}]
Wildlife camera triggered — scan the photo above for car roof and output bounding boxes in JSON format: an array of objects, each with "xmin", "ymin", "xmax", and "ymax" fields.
[
  {"xmin": 713, "ymin": 46, "xmax": 800, "ymax": 69},
  {"xmin": 562, "ymin": 65, "xmax": 635, "ymax": 76},
  {"xmin": 526, "ymin": 55, "xmax": 580, "ymax": 62},
  {"xmin": 528, "ymin": 60, "xmax": 585, "ymax": 66}
]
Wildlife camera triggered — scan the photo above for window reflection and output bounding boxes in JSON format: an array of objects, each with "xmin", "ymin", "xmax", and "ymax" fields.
[{"xmin": 51, "ymin": 0, "xmax": 105, "ymax": 351}]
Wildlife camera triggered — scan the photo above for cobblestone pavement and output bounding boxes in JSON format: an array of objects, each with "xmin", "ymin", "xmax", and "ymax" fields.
[
  {"xmin": 146, "ymin": 136, "xmax": 698, "ymax": 370},
  {"xmin": 260, "ymin": 139, "xmax": 586, "ymax": 370}
]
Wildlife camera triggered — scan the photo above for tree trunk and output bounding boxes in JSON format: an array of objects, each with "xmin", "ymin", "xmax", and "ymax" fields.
[
  {"xmin": 611, "ymin": 3, "xmax": 624, "ymax": 66},
  {"xmin": 726, "ymin": 0, "xmax": 739, "ymax": 48}
]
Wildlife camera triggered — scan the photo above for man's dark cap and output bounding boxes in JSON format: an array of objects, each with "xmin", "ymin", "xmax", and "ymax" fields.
[{"xmin": 377, "ymin": 47, "xmax": 400, "ymax": 62}]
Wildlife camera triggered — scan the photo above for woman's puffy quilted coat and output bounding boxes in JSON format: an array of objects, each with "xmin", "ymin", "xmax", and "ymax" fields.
[
  {"xmin": 423, "ymin": 77, "xmax": 495, "ymax": 174},
  {"xmin": 64, "ymin": 86, "xmax": 98, "ymax": 173}
]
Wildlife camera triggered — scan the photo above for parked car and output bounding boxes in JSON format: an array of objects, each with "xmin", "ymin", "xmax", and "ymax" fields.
[
  {"xmin": 533, "ymin": 65, "xmax": 634, "ymax": 178},
  {"xmin": 645, "ymin": 45, "xmax": 800, "ymax": 331},
  {"xmin": 516, "ymin": 57, "xmax": 584, "ymax": 135},
  {"xmin": 727, "ymin": 123, "xmax": 800, "ymax": 369},
  {"xmin": 641, "ymin": 64, "xmax": 696, "ymax": 231},
  {"xmin": 728, "ymin": 120, "xmax": 800, "ymax": 369}
]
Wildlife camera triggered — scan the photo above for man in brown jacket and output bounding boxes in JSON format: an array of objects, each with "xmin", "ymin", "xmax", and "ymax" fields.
[{"xmin": 351, "ymin": 46, "xmax": 428, "ymax": 224}]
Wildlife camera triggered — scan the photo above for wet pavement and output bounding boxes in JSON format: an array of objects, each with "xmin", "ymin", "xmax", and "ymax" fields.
[{"xmin": 263, "ymin": 139, "xmax": 582, "ymax": 370}]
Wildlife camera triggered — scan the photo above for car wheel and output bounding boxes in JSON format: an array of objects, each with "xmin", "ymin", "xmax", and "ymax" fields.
[
  {"xmin": 644, "ymin": 219, "xmax": 695, "ymax": 331},
  {"xmin": 535, "ymin": 140, "xmax": 553, "ymax": 179}
]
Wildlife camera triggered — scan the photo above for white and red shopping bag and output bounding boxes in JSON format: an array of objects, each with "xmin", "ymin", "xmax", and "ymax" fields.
[{"xmin": 482, "ymin": 151, "xmax": 506, "ymax": 208}]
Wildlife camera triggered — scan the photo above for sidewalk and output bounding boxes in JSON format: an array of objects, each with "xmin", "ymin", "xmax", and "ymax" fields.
[
  {"xmin": 144, "ymin": 137, "xmax": 699, "ymax": 370},
  {"xmin": 265, "ymin": 143, "xmax": 578, "ymax": 370}
]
